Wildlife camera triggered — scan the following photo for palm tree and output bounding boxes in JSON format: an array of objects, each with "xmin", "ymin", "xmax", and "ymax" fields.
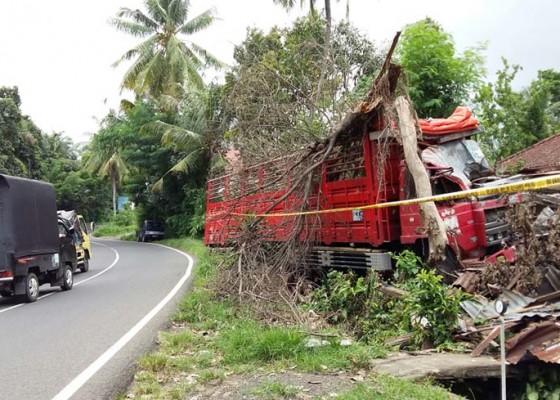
[
  {"xmin": 85, "ymin": 130, "xmax": 130, "ymax": 216},
  {"xmin": 140, "ymin": 86, "xmax": 227, "ymax": 189},
  {"xmin": 272, "ymin": 0, "xmax": 348, "ymax": 27},
  {"xmin": 110, "ymin": 0, "xmax": 222, "ymax": 99}
]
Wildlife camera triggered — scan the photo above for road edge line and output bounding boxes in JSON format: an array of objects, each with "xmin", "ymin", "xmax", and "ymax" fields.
[{"xmin": 51, "ymin": 244, "xmax": 194, "ymax": 400}]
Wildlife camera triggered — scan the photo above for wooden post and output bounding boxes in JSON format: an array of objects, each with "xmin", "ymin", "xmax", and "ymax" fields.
[{"xmin": 394, "ymin": 96, "xmax": 448, "ymax": 262}]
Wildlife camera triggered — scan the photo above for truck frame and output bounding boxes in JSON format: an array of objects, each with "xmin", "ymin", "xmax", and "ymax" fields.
[{"xmin": 204, "ymin": 118, "xmax": 514, "ymax": 273}]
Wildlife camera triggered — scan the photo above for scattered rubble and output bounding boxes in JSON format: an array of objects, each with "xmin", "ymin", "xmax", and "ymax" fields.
[{"xmin": 446, "ymin": 190, "xmax": 560, "ymax": 364}]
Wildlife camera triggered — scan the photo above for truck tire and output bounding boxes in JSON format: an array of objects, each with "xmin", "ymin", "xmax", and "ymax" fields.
[
  {"xmin": 80, "ymin": 257, "xmax": 89, "ymax": 273},
  {"xmin": 61, "ymin": 264, "xmax": 73, "ymax": 291},
  {"xmin": 24, "ymin": 273, "xmax": 40, "ymax": 303}
]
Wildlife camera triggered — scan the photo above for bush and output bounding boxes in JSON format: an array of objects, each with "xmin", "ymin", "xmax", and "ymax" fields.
[
  {"xmin": 403, "ymin": 269, "xmax": 464, "ymax": 348},
  {"xmin": 112, "ymin": 208, "xmax": 136, "ymax": 227},
  {"xmin": 310, "ymin": 251, "xmax": 466, "ymax": 348}
]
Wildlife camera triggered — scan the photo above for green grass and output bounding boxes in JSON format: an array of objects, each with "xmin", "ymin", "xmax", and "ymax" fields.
[
  {"xmin": 249, "ymin": 380, "xmax": 300, "ymax": 399},
  {"xmin": 138, "ymin": 353, "xmax": 168, "ymax": 373},
  {"xmin": 123, "ymin": 237, "xmax": 460, "ymax": 399},
  {"xmin": 333, "ymin": 378, "xmax": 457, "ymax": 400},
  {"xmin": 92, "ymin": 222, "xmax": 136, "ymax": 238}
]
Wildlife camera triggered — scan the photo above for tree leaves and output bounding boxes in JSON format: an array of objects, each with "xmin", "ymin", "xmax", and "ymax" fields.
[{"xmin": 397, "ymin": 18, "xmax": 486, "ymax": 118}]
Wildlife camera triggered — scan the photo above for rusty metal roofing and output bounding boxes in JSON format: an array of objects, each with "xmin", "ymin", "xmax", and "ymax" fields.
[
  {"xmin": 498, "ymin": 132, "xmax": 560, "ymax": 173},
  {"xmin": 453, "ymin": 271, "xmax": 479, "ymax": 293},
  {"xmin": 505, "ymin": 321, "xmax": 560, "ymax": 364}
]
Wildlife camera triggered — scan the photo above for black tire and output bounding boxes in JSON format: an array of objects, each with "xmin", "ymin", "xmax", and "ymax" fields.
[
  {"xmin": 141, "ymin": 234, "xmax": 146, "ymax": 242},
  {"xmin": 80, "ymin": 257, "xmax": 89, "ymax": 273},
  {"xmin": 61, "ymin": 264, "xmax": 73, "ymax": 291},
  {"xmin": 24, "ymin": 273, "xmax": 40, "ymax": 302}
]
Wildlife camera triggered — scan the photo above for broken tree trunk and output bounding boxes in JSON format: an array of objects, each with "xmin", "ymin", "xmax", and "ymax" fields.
[{"xmin": 394, "ymin": 96, "xmax": 449, "ymax": 262}]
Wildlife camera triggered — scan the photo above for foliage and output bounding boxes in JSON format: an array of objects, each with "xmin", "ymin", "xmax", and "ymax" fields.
[
  {"xmin": 476, "ymin": 60, "xmax": 560, "ymax": 162},
  {"xmin": 311, "ymin": 270, "xmax": 405, "ymax": 342},
  {"xmin": 124, "ymin": 240, "xmax": 456, "ymax": 399},
  {"xmin": 0, "ymin": 87, "xmax": 43, "ymax": 178},
  {"xmin": 402, "ymin": 269, "xmax": 463, "ymax": 347},
  {"xmin": 514, "ymin": 365, "xmax": 560, "ymax": 400},
  {"xmin": 310, "ymin": 251, "xmax": 465, "ymax": 348},
  {"xmin": 397, "ymin": 18, "xmax": 486, "ymax": 118},
  {"xmin": 85, "ymin": 120, "xmax": 131, "ymax": 216},
  {"xmin": 312, "ymin": 270, "xmax": 373, "ymax": 322},
  {"xmin": 392, "ymin": 249, "xmax": 422, "ymax": 283},
  {"xmin": 225, "ymin": 16, "xmax": 383, "ymax": 163},
  {"xmin": 55, "ymin": 170, "xmax": 111, "ymax": 222},
  {"xmin": 110, "ymin": 0, "xmax": 221, "ymax": 99},
  {"xmin": 87, "ymin": 100, "xmax": 212, "ymax": 238}
]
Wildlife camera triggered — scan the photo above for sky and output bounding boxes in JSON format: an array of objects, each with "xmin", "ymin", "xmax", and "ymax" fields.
[{"xmin": 0, "ymin": 0, "xmax": 559, "ymax": 144}]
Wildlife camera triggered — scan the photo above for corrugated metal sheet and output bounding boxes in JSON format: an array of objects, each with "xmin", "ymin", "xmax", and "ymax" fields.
[
  {"xmin": 505, "ymin": 321, "xmax": 560, "ymax": 364},
  {"xmin": 461, "ymin": 290, "xmax": 535, "ymax": 321},
  {"xmin": 453, "ymin": 271, "xmax": 479, "ymax": 293}
]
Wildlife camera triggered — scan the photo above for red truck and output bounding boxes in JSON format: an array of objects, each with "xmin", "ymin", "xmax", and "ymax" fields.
[{"xmin": 204, "ymin": 109, "xmax": 515, "ymax": 272}]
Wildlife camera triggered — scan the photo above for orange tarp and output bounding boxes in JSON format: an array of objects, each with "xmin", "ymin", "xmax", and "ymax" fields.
[{"xmin": 419, "ymin": 106, "xmax": 478, "ymax": 135}]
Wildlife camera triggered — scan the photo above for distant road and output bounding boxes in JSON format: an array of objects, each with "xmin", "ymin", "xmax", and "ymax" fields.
[{"xmin": 0, "ymin": 239, "xmax": 194, "ymax": 400}]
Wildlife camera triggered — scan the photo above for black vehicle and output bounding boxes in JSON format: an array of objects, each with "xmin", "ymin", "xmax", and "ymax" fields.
[
  {"xmin": 0, "ymin": 175, "xmax": 77, "ymax": 302},
  {"xmin": 136, "ymin": 220, "xmax": 165, "ymax": 242}
]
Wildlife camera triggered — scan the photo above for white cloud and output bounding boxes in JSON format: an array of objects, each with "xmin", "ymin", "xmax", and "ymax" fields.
[{"xmin": 0, "ymin": 0, "xmax": 558, "ymax": 144}]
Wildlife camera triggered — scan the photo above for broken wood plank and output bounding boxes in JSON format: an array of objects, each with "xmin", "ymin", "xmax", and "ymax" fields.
[{"xmin": 471, "ymin": 326, "xmax": 500, "ymax": 357}]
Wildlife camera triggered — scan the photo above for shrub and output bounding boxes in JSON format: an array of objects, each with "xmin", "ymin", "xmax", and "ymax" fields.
[{"xmin": 403, "ymin": 269, "xmax": 464, "ymax": 347}]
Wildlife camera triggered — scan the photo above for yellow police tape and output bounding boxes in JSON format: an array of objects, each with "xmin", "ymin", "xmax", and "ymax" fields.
[{"xmin": 230, "ymin": 174, "xmax": 560, "ymax": 218}]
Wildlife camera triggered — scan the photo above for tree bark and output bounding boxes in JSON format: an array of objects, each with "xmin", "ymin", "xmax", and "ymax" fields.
[
  {"xmin": 112, "ymin": 175, "xmax": 117, "ymax": 216},
  {"xmin": 324, "ymin": 0, "xmax": 332, "ymax": 30},
  {"xmin": 394, "ymin": 96, "xmax": 448, "ymax": 262}
]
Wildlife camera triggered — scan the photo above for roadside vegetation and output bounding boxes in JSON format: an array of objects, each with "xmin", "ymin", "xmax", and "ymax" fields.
[
  {"xmin": 4, "ymin": 0, "xmax": 560, "ymax": 398},
  {"xmin": 122, "ymin": 239, "xmax": 461, "ymax": 399},
  {"xmin": 92, "ymin": 208, "xmax": 137, "ymax": 238}
]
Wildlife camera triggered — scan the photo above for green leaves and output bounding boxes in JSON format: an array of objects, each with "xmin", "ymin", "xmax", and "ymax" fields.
[
  {"xmin": 402, "ymin": 268, "xmax": 464, "ymax": 348},
  {"xmin": 475, "ymin": 59, "xmax": 560, "ymax": 163},
  {"xmin": 111, "ymin": 0, "xmax": 221, "ymax": 98},
  {"xmin": 397, "ymin": 18, "xmax": 486, "ymax": 118}
]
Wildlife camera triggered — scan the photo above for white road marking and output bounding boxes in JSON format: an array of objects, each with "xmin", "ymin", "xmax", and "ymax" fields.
[
  {"xmin": 75, "ymin": 242, "xmax": 119, "ymax": 286},
  {"xmin": 0, "ymin": 242, "xmax": 120, "ymax": 315},
  {"xmin": 51, "ymin": 243, "xmax": 194, "ymax": 400}
]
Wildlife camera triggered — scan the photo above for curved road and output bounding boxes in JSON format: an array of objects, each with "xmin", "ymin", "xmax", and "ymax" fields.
[{"xmin": 0, "ymin": 239, "xmax": 194, "ymax": 400}]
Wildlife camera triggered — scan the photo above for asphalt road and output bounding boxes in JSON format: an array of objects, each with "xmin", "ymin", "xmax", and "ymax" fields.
[{"xmin": 0, "ymin": 239, "xmax": 194, "ymax": 400}]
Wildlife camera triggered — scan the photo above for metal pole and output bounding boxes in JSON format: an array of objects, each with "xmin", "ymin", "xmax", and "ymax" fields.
[{"xmin": 500, "ymin": 317, "xmax": 507, "ymax": 400}]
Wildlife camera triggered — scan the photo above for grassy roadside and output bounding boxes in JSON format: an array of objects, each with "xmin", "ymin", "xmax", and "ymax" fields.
[{"xmin": 121, "ymin": 238, "xmax": 460, "ymax": 399}]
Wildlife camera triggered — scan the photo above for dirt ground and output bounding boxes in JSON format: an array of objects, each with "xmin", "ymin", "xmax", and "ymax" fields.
[{"xmin": 188, "ymin": 370, "xmax": 361, "ymax": 399}]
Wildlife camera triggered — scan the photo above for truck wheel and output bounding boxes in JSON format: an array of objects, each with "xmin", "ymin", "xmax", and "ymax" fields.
[
  {"xmin": 24, "ymin": 273, "xmax": 40, "ymax": 302},
  {"xmin": 61, "ymin": 265, "xmax": 74, "ymax": 291},
  {"xmin": 141, "ymin": 235, "xmax": 146, "ymax": 242},
  {"xmin": 80, "ymin": 258, "xmax": 89, "ymax": 273}
]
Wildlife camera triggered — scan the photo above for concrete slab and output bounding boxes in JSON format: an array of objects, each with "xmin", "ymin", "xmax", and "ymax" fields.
[{"xmin": 371, "ymin": 352, "xmax": 525, "ymax": 380}]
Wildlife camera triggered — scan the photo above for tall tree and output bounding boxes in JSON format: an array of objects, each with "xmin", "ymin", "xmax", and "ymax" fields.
[
  {"xmin": 85, "ymin": 126, "xmax": 130, "ymax": 216},
  {"xmin": 226, "ymin": 17, "xmax": 382, "ymax": 163},
  {"xmin": 475, "ymin": 60, "xmax": 560, "ymax": 162},
  {"xmin": 397, "ymin": 18, "xmax": 485, "ymax": 118},
  {"xmin": 272, "ymin": 0, "xmax": 347, "ymax": 27},
  {"xmin": 110, "ymin": 0, "xmax": 221, "ymax": 99},
  {"xmin": 141, "ymin": 84, "xmax": 227, "ymax": 189}
]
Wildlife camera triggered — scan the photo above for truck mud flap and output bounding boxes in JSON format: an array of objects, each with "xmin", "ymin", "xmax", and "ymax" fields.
[{"xmin": 307, "ymin": 247, "xmax": 392, "ymax": 271}]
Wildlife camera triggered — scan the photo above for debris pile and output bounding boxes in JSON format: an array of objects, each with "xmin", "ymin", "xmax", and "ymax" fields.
[{"xmin": 452, "ymin": 191, "xmax": 560, "ymax": 363}]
